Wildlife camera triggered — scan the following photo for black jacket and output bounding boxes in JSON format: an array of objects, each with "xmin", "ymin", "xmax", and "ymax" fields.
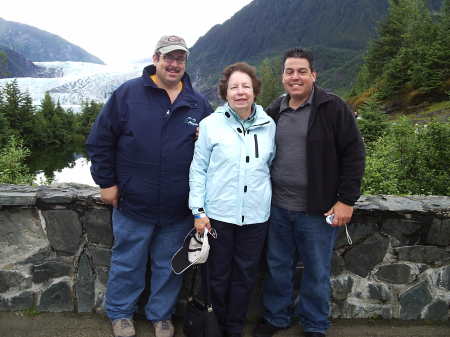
[{"xmin": 266, "ymin": 85, "xmax": 365, "ymax": 214}]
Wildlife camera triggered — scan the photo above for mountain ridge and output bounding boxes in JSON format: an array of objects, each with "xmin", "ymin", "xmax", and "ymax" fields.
[{"xmin": 0, "ymin": 18, "xmax": 103, "ymax": 65}]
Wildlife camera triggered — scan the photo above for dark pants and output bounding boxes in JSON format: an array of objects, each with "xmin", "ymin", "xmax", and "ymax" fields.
[{"xmin": 205, "ymin": 218, "xmax": 268, "ymax": 336}]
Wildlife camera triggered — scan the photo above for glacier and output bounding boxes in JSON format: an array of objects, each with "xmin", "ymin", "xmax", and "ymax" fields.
[{"xmin": 0, "ymin": 61, "xmax": 147, "ymax": 112}]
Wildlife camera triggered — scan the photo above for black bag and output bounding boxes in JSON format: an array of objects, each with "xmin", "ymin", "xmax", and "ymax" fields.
[{"xmin": 183, "ymin": 265, "xmax": 222, "ymax": 337}]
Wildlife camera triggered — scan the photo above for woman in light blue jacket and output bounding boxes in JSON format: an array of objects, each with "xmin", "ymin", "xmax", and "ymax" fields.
[{"xmin": 189, "ymin": 62, "xmax": 276, "ymax": 337}]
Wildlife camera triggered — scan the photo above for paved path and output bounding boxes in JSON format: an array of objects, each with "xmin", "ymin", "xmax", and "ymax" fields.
[{"xmin": 0, "ymin": 312, "xmax": 449, "ymax": 337}]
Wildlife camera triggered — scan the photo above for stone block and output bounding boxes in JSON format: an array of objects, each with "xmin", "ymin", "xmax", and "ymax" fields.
[
  {"xmin": 37, "ymin": 186, "xmax": 76, "ymax": 204},
  {"xmin": 375, "ymin": 263, "xmax": 415, "ymax": 284},
  {"xmin": 95, "ymin": 266, "xmax": 109, "ymax": 285},
  {"xmin": 344, "ymin": 233, "xmax": 389, "ymax": 278},
  {"xmin": 331, "ymin": 275, "xmax": 353, "ymax": 301},
  {"xmin": 0, "ymin": 208, "xmax": 49, "ymax": 267},
  {"xmin": 399, "ymin": 281, "xmax": 433, "ymax": 319},
  {"xmin": 0, "ymin": 192, "xmax": 37, "ymax": 206},
  {"xmin": 83, "ymin": 209, "xmax": 112, "ymax": 247},
  {"xmin": 32, "ymin": 260, "xmax": 72, "ymax": 284},
  {"xmin": 426, "ymin": 218, "xmax": 450, "ymax": 247},
  {"xmin": 435, "ymin": 265, "xmax": 450, "ymax": 291},
  {"xmin": 396, "ymin": 245, "xmax": 450, "ymax": 265},
  {"xmin": 0, "ymin": 270, "xmax": 30, "ymax": 293},
  {"xmin": 0, "ymin": 291, "xmax": 34, "ymax": 311},
  {"xmin": 43, "ymin": 210, "xmax": 82, "ymax": 255},
  {"xmin": 89, "ymin": 245, "xmax": 112, "ymax": 267},
  {"xmin": 341, "ymin": 297, "xmax": 392, "ymax": 319},
  {"xmin": 368, "ymin": 283, "xmax": 391, "ymax": 303},
  {"xmin": 75, "ymin": 254, "xmax": 95, "ymax": 313},
  {"xmin": 38, "ymin": 281, "xmax": 73, "ymax": 312},
  {"xmin": 335, "ymin": 216, "xmax": 378, "ymax": 249},
  {"xmin": 331, "ymin": 253, "xmax": 345, "ymax": 276},
  {"xmin": 423, "ymin": 299, "xmax": 448, "ymax": 321},
  {"xmin": 381, "ymin": 217, "xmax": 425, "ymax": 246}
]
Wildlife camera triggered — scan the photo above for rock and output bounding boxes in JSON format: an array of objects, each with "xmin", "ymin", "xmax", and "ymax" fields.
[
  {"xmin": 0, "ymin": 208, "xmax": 49, "ymax": 267},
  {"xmin": 0, "ymin": 291, "xmax": 34, "ymax": 311},
  {"xmin": 83, "ymin": 209, "xmax": 112, "ymax": 247},
  {"xmin": 0, "ymin": 270, "xmax": 30, "ymax": 292},
  {"xmin": 331, "ymin": 253, "xmax": 345, "ymax": 276},
  {"xmin": 423, "ymin": 299, "xmax": 448, "ymax": 321},
  {"xmin": 426, "ymin": 218, "xmax": 450, "ymax": 247},
  {"xmin": 89, "ymin": 245, "xmax": 111, "ymax": 267},
  {"xmin": 341, "ymin": 297, "xmax": 392, "ymax": 319},
  {"xmin": 37, "ymin": 186, "xmax": 77, "ymax": 204},
  {"xmin": 357, "ymin": 196, "xmax": 424, "ymax": 212},
  {"xmin": 38, "ymin": 281, "xmax": 73, "ymax": 312},
  {"xmin": 344, "ymin": 234, "xmax": 389, "ymax": 278},
  {"xmin": 42, "ymin": 210, "xmax": 82, "ymax": 255},
  {"xmin": 435, "ymin": 265, "xmax": 450, "ymax": 291},
  {"xmin": 331, "ymin": 275, "xmax": 354, "ymax": 301},
  {"xmin": 95, "ymin": 266, "xmax": 109, "ymax": 285},
  {"xmin": 395, "ymin": 245, "xmax": 450, "ymax": 265},
  {"xmin": 32, "ymin": 260, "xmax": 72, "ymax": 284},
  {"xmin": 0, "ymin": 192, "xmax": 37, "ymax": 206},
  {"xmin": 75, "ymin": 254, "xmax": 95, "ymax": 313},
  {"xmin": 368, "ymin": 282, "xmax": 391, "ymax": 302},
  {"xmin": 399, "ymin": 281, "xmax": 433, "ymax": 319},
  {"xmin": 381, "ymin": 217, "xmax": 424, "ymax": 246},
  {"xmin": 335, "ymin": 215, "xmax": 378, "ymax": 248},
  {"xmin": 375, "ymin": 264, "xmax": 415, "ymax": 284}
]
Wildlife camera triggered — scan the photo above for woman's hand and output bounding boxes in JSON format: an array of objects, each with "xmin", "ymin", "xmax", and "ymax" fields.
[{"xmin": 194, "ymin": 215, "xmax": 211, "ymax": 234}]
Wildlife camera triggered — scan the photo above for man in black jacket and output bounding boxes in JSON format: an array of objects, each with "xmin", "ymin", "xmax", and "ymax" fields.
[{"xmin": 253, "ymin": 48, "xmax": 365, "ymax": 337}]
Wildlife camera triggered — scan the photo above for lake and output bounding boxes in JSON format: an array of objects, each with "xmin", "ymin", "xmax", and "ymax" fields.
[{"xmin": 29, "ymin": 144, "xmax": 96, "ymax": 186}]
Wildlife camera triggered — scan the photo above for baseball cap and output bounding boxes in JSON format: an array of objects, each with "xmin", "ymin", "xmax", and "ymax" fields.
[
  {"xmin": 171, "ymin": 228, "xmax": 216, "ymax": 275},
  {"xmin": 155, "ymin": 35, "xmax": 189, "ymax": 55}
]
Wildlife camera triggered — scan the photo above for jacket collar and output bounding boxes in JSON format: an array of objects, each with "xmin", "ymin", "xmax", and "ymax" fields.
[
  {"xmin": 142, "ymin": 64, "xmax": 194, "ymax": 91},
  {"xmin": 216, "ymin": 103, "xmax": 271, "ymax": 127}
]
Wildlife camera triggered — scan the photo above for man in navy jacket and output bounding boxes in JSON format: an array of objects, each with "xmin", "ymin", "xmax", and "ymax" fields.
[
  {"xmin": 253, "ymin": 48, "xmax": 365, "ymax": 337},
  {"xmin": 86, "ymin": 35, "xmax": 212, "ymax": 337}
]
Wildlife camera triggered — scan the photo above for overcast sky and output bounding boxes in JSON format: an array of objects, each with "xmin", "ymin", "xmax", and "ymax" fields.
[{"xmin": 2, "ymin": 0, "xmax": 253, "ymax": 65}]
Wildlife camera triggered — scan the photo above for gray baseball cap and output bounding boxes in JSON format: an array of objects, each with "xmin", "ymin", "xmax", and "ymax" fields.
[{"xmin": 154, "ymin": 35, "xmax": 189, "ymax": 55}]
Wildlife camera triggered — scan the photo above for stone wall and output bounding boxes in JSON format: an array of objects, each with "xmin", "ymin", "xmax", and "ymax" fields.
[{"xmin": 0, "ymin": 184, "xmax": 449, "ymax": 320}]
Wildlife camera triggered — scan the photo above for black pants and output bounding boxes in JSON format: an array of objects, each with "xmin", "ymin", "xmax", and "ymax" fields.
[{"xmin": 204, "ymin": 219, "xmax": 268, "ymax": 336}]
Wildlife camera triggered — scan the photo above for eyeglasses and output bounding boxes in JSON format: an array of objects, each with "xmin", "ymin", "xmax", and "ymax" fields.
[{"xmin": 162, "ymin": 54, "xmax": 187, "ymax": 64}]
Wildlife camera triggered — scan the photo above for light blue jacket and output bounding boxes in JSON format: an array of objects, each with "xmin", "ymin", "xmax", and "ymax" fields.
[{"xmin": 189, "ymin": 103, "xmax": 276, "ymax": 225}]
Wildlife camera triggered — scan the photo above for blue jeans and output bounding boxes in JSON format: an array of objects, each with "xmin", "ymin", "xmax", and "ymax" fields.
[
  {"xmin": 106, "ymin": 208, "xmax": 191, "ymax": 321},
  {"xmin": 263, "ymin": 205, "xmax": 337, "ymax": 334}
]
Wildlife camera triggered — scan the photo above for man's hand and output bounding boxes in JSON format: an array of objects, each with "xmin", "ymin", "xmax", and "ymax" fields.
[
  {"xmin": 194, "ymin": 216, "xmax": 211, "ymax": 234},
  {"xmin": 324, "ymin": 201, "xmax": 353, "ymax": 227},
  {"xmin": 101, "ymin": 185, "xmax": 119, "ymax": 208}
]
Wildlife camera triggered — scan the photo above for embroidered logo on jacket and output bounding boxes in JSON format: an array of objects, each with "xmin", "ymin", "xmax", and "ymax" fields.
[{"xmin": 185, "ymin": 117, "xmax": 199, "ymax": 127}]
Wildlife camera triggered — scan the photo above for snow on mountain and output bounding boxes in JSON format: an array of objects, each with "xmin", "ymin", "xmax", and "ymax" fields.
[{"xmin": 0, "ymin": 61, "xmax": 147, "ymax": 111}]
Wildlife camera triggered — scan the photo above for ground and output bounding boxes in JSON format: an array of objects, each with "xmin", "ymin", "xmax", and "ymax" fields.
[{"xmin": 1, "ymin": 312, "xmax": 449, "ymax": 337}]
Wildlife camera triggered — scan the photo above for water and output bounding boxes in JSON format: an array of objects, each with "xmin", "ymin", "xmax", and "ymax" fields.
[
  {"xmin": 29, "ymin": 144, "xmax": 96, "ymax": 186},
  {"xmin": 34, "ymin": 157, "xmax": 95, "ymax": 186}
]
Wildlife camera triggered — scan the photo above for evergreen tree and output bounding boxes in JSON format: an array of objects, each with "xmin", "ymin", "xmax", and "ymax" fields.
[
  {"xmin": 357, "ymin": 97, "xmax": 388, "ymax": 148},
  {"xmin": 257, "ymin": 57, "xmax": 283, "ymax": 109},
  {"xmin": 364, "ymin": 0, "xmax": 412, "ymax": 85}
]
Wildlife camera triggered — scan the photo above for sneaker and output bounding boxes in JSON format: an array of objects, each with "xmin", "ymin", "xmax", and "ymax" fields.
[
  {"xmin": 111, "ymin": 318, "xmax": 136, "ymax": 337},
  {"xmin": 154, "ymin": 320, "xmax": 175, "ymax": 337},
  {"xmin": 253, "ymin": 320, "xmax": 287, "ymax": 337}
]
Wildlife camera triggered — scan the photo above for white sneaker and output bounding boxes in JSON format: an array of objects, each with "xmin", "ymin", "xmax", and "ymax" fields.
[
  {"xmin": 154, "ymin": 320, "xmax": 174, "ymax": 337},
  {"xmin": 111, "ymin": 318, "xmax": 136, "ymax": 337}
]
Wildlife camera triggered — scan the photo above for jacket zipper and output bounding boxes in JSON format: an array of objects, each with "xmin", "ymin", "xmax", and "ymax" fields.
[{"xmin": 254, "ymin": 134, "xmax": 259, "ymax": 158}]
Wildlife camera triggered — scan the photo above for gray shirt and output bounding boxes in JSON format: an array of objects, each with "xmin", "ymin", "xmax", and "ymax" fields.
[{"xmin": 271, "ymin": 91, "xmax": 313, "ymax": 211}]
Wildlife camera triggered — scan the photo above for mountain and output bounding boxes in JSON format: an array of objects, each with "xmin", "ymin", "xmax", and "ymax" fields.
[
  {"xmin": 188, "ymin": 0, "xmax": 443, "ymax": 96},
  {"xmin": 0, "ymin": 18, "xmax": 104, "ymax": 64},
  {"xmin": 0, "ymin": 45, "xmax": 60, "ymax": 78}
]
